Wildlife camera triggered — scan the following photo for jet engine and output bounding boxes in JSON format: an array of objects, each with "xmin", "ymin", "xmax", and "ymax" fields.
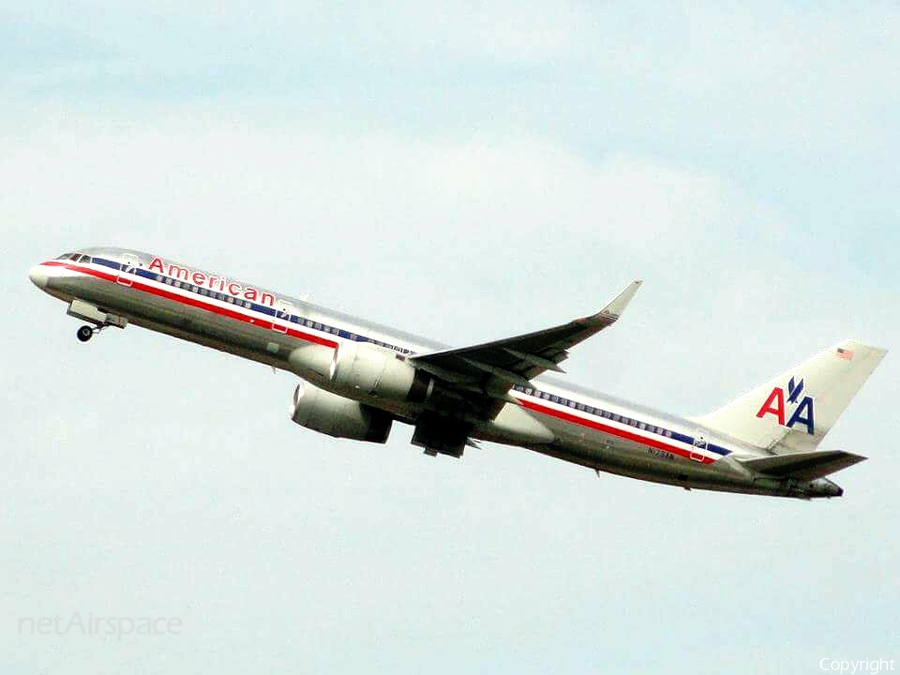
[
  {"xmin": 329, "ymin": 341, "xmax": 433, "ymax": 404},
  {"xmin": 290, "ymin": 380, "xmax": 392, "ymax": 443}
]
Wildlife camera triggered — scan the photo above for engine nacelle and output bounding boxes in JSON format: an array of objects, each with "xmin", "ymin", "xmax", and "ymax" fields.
[
  {"xmin": 330, "ymin": 341, "xmax": 433, "ymax": 403},
  {"xmin": 291, "ymin": 381, "xmax": 392, "ymax": 443}
]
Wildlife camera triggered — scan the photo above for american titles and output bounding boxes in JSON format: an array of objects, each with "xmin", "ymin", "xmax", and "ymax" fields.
[{"xmin": 148, "ymin": 257, "xmax": 276, "ymax": 307}]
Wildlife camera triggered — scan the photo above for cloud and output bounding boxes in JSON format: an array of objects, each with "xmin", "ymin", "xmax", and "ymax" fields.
[
  {"xmin": 2, "ymin": 111, "xmax": 745, "ymax": 337},
  {"xmin": 5, "ymin": 109, "xmax": 892, "ymax": 406},
  {"xmin": 3, "ymin": 6, "xmax": 898, "ymax": 670},
  {"xmin": 5, "ymin": 2, "xmax": 897, "ymax": 157},
  {"xmin": 1, "ymin": 113, "xmax": 729, "ymax": 249}
]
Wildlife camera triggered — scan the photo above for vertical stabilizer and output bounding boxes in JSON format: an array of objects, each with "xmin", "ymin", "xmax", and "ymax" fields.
[{"xmin": 697, "ymin": 340, "xmax": 886, "ymax": 454}]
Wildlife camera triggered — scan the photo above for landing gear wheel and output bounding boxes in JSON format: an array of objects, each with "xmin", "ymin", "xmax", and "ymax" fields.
[{"xmin": 76, "ymin": 325, "xmax": 94, "ymax": 343}]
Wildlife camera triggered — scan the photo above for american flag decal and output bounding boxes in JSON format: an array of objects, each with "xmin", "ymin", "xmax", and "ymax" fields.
[{"xmin": 837, "ymin": 347, "xmax": 854, "ymax": 361}]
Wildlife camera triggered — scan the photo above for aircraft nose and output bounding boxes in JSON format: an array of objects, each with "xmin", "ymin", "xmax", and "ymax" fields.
[{"xmin": 29, "ymin": 264, "xmax": 48, "ymax": 289}]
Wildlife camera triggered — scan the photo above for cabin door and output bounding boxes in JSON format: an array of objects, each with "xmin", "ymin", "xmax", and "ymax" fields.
[
  {"xmin": 272, "ymin": 301, "xmax": 294, "ymax": 334},
  {"xmin": 116, "ymin": 254, "xmax": 140, "ymax": 287},
  {"xmin": 690, "ymin": 434, "xmax": 708, "ymax": 463}
]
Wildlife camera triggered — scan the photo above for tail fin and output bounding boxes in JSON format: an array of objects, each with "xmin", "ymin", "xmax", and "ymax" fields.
[{"xmin": 697, "ymin": 339, "xmax": 886, "ymax": 454}]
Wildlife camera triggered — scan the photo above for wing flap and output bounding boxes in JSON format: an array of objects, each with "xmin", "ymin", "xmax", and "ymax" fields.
[{"xmin": 738, "ymin": 450, "xmax": 867, "ymax": 481}]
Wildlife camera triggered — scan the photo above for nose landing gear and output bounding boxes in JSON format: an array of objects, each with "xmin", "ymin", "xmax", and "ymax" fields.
[{"xmin": 67, "ymin": 299, "xmax": 128, "ymax": 344}]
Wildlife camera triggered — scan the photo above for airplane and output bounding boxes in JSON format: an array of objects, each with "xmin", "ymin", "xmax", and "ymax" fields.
[{"xmin": 29, "ymin": 247, "xmax": 887, "ymax": 499}]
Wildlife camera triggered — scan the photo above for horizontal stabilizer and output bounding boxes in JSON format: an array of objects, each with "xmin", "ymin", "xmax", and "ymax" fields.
[{"xmin": 739, "ymin": 450, "xmax": 866, "ymax": 481}]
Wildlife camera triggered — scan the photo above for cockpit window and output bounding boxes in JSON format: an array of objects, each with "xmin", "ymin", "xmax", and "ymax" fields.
[{"xmin": 55, "ymin": 252, "xmax": 92, "ymax": 263}]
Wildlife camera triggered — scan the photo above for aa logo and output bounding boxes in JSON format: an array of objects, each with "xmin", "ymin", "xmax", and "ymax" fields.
[{"xmin": 755, "ymin": 376, "xmax": 815, "ymax": 435}]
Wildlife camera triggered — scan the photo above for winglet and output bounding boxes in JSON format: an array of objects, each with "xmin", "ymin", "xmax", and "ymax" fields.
[{"xmin": 592, "ymin": 280, "xmax": 642, "ymax": 322}]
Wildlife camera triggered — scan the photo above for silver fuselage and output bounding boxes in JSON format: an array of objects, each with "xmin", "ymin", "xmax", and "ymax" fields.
[{"xmin": 29, "ymin": 247, "xmax": 843, "ymax": 499}]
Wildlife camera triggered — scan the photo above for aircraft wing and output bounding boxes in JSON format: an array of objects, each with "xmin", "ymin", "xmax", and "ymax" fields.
[{"xmin": 409, "ymin": 281, "xmax": 641, "ymax": 408}]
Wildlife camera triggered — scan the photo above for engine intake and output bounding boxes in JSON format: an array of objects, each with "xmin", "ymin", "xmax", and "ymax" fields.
[
  {"xmin": 291, "ymin": 381, "xmax": 392, "ymax": 443},
  {"xmin": 330, "ymin": 341, "xmax": 433, "ymax": 403}
]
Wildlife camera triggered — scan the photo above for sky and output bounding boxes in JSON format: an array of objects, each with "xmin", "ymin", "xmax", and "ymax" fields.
[{"xmin": 2, "ymin": 2, "xmax": 898, "ymax": 673}]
